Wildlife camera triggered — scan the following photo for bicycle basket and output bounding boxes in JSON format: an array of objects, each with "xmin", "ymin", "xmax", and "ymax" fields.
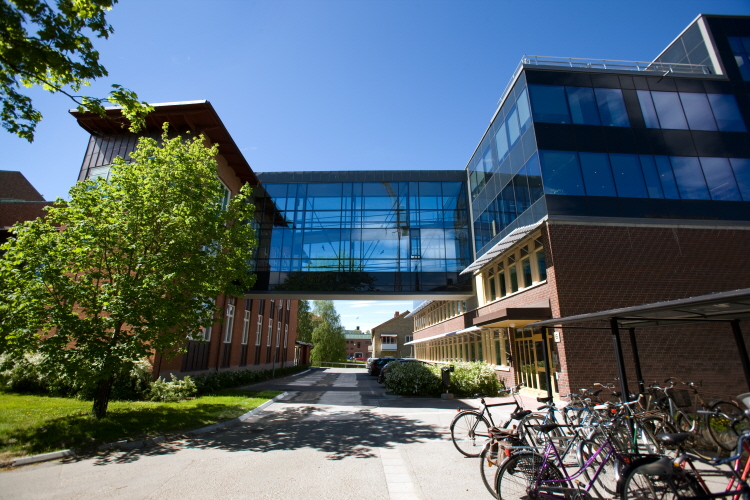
[{"xmin": 666, "ymin": 388, "xmax": 692, "ymax": 408}]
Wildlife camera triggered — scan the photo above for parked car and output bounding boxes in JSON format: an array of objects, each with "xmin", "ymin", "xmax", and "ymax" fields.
[
  {"xmin": 369, "ymin": 357, "xmax": 395, "ymax": 376},
  {"xmin": 366, "ymin": 358, "xmax": 379, "ymax": 371},
  {"xmin": 377, "ymin": 358, "xmax": 420, "ymax": 384}
]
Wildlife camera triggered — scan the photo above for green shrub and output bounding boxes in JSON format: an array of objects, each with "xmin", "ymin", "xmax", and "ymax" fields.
[
  {"xmin": 192, "ymin": 364, "xmax": 309, "ymax": 394},
  {"xmin": 384, "ymin": 361, "xmax": 442, "ymax": 396},
  {"xmin": 147, "ymin": 374, "xmax": 198, "ymax": 402},
  {"xmin": 446, "ymin": 361, "xmax": 503, "ymax": 397},
  {"xmin": 382, "ymin": 360, "xmax": 502, "ymax": 397}
]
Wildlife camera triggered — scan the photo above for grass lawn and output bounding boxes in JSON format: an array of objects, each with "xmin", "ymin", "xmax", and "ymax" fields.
[{"xmin": 0, "ymin": 389, "xmax": 281, "ymax": 463}]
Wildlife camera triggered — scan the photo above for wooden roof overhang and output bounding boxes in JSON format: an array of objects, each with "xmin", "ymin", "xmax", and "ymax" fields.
[{"xmin": 70, "ymin": 100, "xmax": 260, "ymax": 187}]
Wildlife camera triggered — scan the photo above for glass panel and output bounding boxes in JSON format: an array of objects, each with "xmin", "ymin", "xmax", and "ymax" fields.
[
  {"xmin": 730, "ymin": 158, "xmax": 750, "ymax": 201},
  {"xmin": 610, "ymin": 154, "xmax": 648, "ymax": 198},
  {"xmin": 509, "ymin": 265, "xmax": 519, "ymax": 293},
  {"xmin": 638, "ymin": 155, "xmax": 665, "ymax": 199},
  {"xmin": 654, "ymin": 156, "xmax": 681, "ymax": 199},
  {"xmin": 517, "ymin": 88, "xmax": 532, "ymax": 132},
  {"xmin": 488, "ymin": 276, "xmax": 496, "ymax": 301},
  {"xmin": 507, "ymin": 106, "xmax": 521, "ymax": 146},
  {"xmin": 594, "ymin": 88, "xmax": 630, "ymax": 127},
  {"xmin": 566, "ymin": 87, "xmax": 600, "ymax": 125},
  {"xmin": 735, "ymin": 54, "xmax": 750, "ymax": 81},
  {"xmin": 637, "ymin": 90, "xmax": 660, "ymax": 129},
  {"xmin": 707, "ymin": 94, "xmax": 747, "ymax": 132},
  {"xmin": 539, "ymin": 151, "xmax": 585, "ymax": 196},
  {"xmin": 528, "ymin": 85, "xmax": 570, "ymax": 124},
  {"xmin": 699, "ymin": 157, "xmax": 742, "ymax": 201},
  {"xmin": 536, "ymin": 249, "xmax": 547, "ymax": 281},
  {"xmin": 579, "ymin": 152, "xmax": 616, "ymax": 197},
  {"xmin": 498, "ymin": 271, "xmax": 507, "ymax": 297},
  {"xmin": 521, "ymin": 257, "xmax": 532, "ymax": 287},
  {"xmin": 526, "ymin": 153, "xmax": 544, "ymax": 203},
  {"xmin": 670, "ymin": 156, "xmax": 710, "ymax": 200},
  {"xmin": 651, "ymin": 91, "xmax": 688, "ymax": 130},
  {"xmin": 679, "ymin": 93, "xmax": 717, "ymax": 131},
  {"xmin": 495, "ymin": 123, "xmax": 509, "ymax": 162}
]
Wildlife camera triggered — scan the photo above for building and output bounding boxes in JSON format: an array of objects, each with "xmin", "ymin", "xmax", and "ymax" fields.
[
  {"xmin": 69, "ymin": 101, "xmax": 302, "ymax": 378},
  {"xmin": 407, "ymin": 14, "xmax": 750, "ymax": 399},
  {"xmin": 372, "ymin": 311, "xmax": 414, "ymax": 359},
  {"xmin": 0, "ymin": 171, "xmax": 51, "ymax": 248},
  {"xmin": 344, "ymin": 328, "xmax": 371, "ymax": 359}
]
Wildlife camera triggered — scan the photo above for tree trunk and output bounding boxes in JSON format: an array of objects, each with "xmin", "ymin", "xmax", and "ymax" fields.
[{"xmin": 92, "ymin": 375, "xmax": 114, "ymax": 419}]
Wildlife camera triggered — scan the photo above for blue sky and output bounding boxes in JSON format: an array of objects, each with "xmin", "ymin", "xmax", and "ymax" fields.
[{"xmin": 2, "ymin": 0, "xmax": 748, "ymax": 330}]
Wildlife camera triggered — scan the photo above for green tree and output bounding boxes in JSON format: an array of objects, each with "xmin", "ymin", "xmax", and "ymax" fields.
[
  {"xmin": 296, "ymin": 300, "xmax": 314, "ymax": 344},
  {"xmin": 0, "ymin": 124, "xmax": 257, "ymax": 418},
  {"xmin": 0, "ymin": 0, "xmax": 152, "ymax": 141},
  {"xmin": 310, "ymin": 301, "xmax": 346, "ymax": 363}
]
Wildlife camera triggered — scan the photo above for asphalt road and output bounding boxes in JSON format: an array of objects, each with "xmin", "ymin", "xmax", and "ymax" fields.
[{"xmin": 0, "ymin": 367, "xmax": 514, "ymax": 500}]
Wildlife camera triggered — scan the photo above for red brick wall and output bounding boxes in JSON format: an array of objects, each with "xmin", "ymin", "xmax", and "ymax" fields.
[{"xmin": 548, "ymin": 223, "xmax": 750, "ymax": 399}]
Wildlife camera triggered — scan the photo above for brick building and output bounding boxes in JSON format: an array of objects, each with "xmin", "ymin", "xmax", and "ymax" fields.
[
  {"xmin": 69, "ymin": 101, "xmax": 302, "ymax": 378},
  {"xmin": 408, "ymin": 14, "xmax": 750, "ymax": 400},
  {"xmin": 0, "ymin": 171, "xmax": 51, "ymax": 247},
  {"xmin": 344, "ymin": 329, "xmax": 371, "ymax": 359},
  {"xmin": 372, "ymin": 311, "xmax": 414, "ymax": 359}
]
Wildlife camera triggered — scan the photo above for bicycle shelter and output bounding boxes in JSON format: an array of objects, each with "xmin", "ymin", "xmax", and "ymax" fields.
[{"xmin": 528, "ymin": 288, "xmax": 750, "ymax": 401}]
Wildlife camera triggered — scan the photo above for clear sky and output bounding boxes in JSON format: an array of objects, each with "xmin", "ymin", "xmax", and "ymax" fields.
[{"xmin": 3, "ymin": 0, "xmax": 748, "ymax": 330}]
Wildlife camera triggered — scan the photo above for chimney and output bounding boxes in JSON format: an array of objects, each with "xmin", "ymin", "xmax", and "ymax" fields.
[
  {"xmin": 356, "ymin": 326, "xmax": 360, "ymax": 330},
  {"xmin": 394, "ymin": 311, "xmax": 399, "ymax": 318}
]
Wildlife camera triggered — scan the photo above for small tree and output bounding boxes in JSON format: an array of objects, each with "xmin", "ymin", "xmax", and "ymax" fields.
[
  {"xmin": 1, "ymin": 0, "xmax": 152, "ymax": 141},
  {"xmin": 296, "ymin": 300, "xmax": 314, "ymax": 344},
  {"xmin": 0, "ymin": 124, "xmax": 257, "ymax": 418},
  {"xmin": 310, "ymin": 301, "xmax": 346, "ymax": 362}
]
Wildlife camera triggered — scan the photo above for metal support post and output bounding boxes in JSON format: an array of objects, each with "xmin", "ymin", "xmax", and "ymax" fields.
[
  {"xmin": 730, "ymin": 320, "xmax": 750, "ymax": 392},
  {"xmin": 628, "ymin": 328, "xmax": 645, "ymax": 395},
  {"xmin": 610, "ymin": 318, "xmax": 630, "ymax": 401}
]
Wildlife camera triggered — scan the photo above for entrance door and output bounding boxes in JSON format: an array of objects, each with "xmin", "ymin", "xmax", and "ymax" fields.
[{"xmin": 513, "ymin": 327, "xmax": 559, "ymax": 396}]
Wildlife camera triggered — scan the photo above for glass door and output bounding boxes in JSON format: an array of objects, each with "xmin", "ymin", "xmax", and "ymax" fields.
[{"xmin": 513, "ymin": 327, "xmax": 559, "ymax": 396}]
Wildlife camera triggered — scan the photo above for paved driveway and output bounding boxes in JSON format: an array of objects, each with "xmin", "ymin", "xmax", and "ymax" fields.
[{"xmin": 0, "ymin": 368, "xmax": 514, "ymax": 500}]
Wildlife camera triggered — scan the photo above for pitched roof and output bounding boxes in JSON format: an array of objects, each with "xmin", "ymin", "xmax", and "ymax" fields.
[{"xmin": 0, "ymin": 171, "xmax": 45, "ymax": 201}]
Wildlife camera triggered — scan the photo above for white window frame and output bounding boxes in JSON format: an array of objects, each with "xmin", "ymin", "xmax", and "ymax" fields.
[
  {"xmin": 267, "ymin": 321, "xmax": 273, "ymax": 346},
  {"xmin": 256, "ymin": 314, "xmax": 263, "ymax": 346},
  {"xmin": 276, "ymin": 321, "xmax": 281, "ymax": 347},
  {"xmin": 284, "ymin": 324, "xmax": 288, "ymax": 348},
  {"xmin": 241, "ymin": 310, "xmax": 251, "ymax": 345},
  {"xmin": 224, "ymin": 300, "xmax": 235, "ymax": 343}
]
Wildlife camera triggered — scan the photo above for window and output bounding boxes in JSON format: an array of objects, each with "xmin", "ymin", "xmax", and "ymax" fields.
[
  {"xmin": 224, "ymin": 299, "xmax": 235, "ymax": 343},
  {"xmin": 707, "ymin": 94, "xmax": 747, "ymax": 132},
  {"xmin": 566, "ymin": 87, "xmax": 600, "ymax": 125},
  {"xmin": 637, "ymin": 91, "xmax": 746, "ymax": 132},
  {"xmin": 730, "ymin": 158, "xmax": 750, "ymax": 200},
  {"xmin": 699, "ymin": 157, "xmax": 742, "ymax": 201},
  {"xmin": 670, "ymin": 156, "xmax": 710, "ymax": 200},
  {"xmin": 529, "ymin": 85, "xmax": 570, "ymax": 124},
  {"xmin": 651, "ymin": 91, "xmax": 689, "ymax": 129},
  {"xmin": 284, "ymin": 324, "xmax": 288, "ymax": 348},
  {"xmin": 728, "ymin": 36, "xmax": 750, "ymax": 81},
  {"xmin": 508, "ymin": 255, "xmax": 519, "ymax": 293},
  {"xmin": 256, "ymin": 315, "xmax": 263, "ymax": 346},
  {"xmin": 594, "ymin": 88, "xmax": 630, "ymax": 127},
  {"xmin": 276, "ymin": 322, "xmax": 281, "ymax": 347},
  {"xmin": 405, "ymin": 335, "xmax": 413, "ymax": 344},
  {"xmin": 529, "ymin": 85, "xmax": 629, "ymax": 127},
  {"xmin": 579, "ymin": 152, "xmax": 616, "ymax": 197},
  {"xmin": 539, "ymin": 151, "xmax": 585, "ymax": 196},
  {"xmin": 267, "ymin": 321, "xmax": 273, "ymax": 346},
  {"xmin": 680, "ymin": 93, "xmax": 717, "ymax": 131},
  {"xmin": 487, "ymin": 268, "xmax": 497, "ymax": 302},
  {"xmin": 219, "ymin": 180, "xmax": 231, "ymax": 211},
  {"xmin": 242, "ymin": 310, "xmax": 251, "ymax": 345},
  {"xmin": 536, "ymin": 246, "xmax": 547, "ymax": 282},
  {"xmin": 610, "ymin": 154, "xmax": 648, "ymax": 198}
]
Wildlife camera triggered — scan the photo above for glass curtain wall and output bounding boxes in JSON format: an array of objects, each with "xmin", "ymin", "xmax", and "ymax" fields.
[{"xmin": 253, "ymin": 179, "xmax": 471, "ymax": 292}]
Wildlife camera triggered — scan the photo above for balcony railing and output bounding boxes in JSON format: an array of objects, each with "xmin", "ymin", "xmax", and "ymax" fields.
[
  {"xmin": 381, "ymin": 343, "xmax": 398, "ymax": 351},
  {"xmin": 497, "ymin": 54, "xmax": 711, "ymax": 106}
]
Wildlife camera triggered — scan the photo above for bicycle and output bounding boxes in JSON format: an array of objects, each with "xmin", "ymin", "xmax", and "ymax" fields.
[{"xmin": 450, "ymin": 384, "xmax": 530, "ymax": 457}]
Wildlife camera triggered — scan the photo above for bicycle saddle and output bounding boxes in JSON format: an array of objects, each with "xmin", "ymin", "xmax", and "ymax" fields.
[
  {"xmin": 656, "ymin": 432, "xmax": 691, "ymax": 446},
  {"xmin": 510, "ymin": 409, "xmax": 532, "ymax": 420},
  {"xmin": 532, "ymin": 423, "xmax": 561, "ymax": 434},
  {"xmin": 537, "ymin": 396, "xmax": 553, "ymax": 403}
]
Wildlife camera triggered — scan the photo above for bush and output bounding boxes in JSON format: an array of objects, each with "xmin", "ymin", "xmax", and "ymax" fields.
[
  {"xmin": 192, "ymin": 364, "xmax": 309, "ymax": 394},
  {"xmin": 0, "ymin": 354, "xmax": 153, "ymax": 400},
  {"xmin": 147, "ymin": 374, "xmax": 198, "ymax": 402},
  {"xmin": 383, "ymin": 361, "xmax": 442, "ymax": 396},
  {"xmin": 383, "ymin": 360, "xmax": 502, "ymax": 398}
]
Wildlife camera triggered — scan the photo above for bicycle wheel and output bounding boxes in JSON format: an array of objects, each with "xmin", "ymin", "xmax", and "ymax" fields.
[
  {"xmin": 450, "ymin": 411, "xmax": 490, "ymax": 457},
  {"xmin": 576, "ymin": 439, "xmax": 618, "ymax": 499},
  {"xmin": 519, "ymin": 413, "xmax": 563, "ymax": 450},
  {"xmin": 707, "ymin": 400, "xmax": 747, "ymax": 452},
  {"xmin": 619, "ymin": 460, "xmax": 705, "ymax": 500},
  {"xmin": 495, "ymin": 452, "xmax": 566, "ymax": 500},
  {"xmin": 479, "ymin": 440, "xmax": 502, "ymax": 497},
  {"xmin": 673, "ymin": 411, "xmax": 714, "ymax": 459},
  {"xmin": 635, "ymin": 416, "xmax": 676, "ymax": 455}
]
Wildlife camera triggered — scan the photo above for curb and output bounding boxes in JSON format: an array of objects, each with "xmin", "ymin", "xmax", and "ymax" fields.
[{"xmin": 9, "ymin": 391, "xmax": 288, "ymax": 468}]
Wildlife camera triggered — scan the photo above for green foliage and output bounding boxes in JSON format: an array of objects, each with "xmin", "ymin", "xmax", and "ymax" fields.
[
  {"xmin": 0, "ymin": 125, "xmax": 257, "ymax": 418},
  {"xmin": 191, "ymin": 364, "xmax": 309, "ymax": 394},
  {"xmin": 0, "ymin": 0, "xmax": 152, "ymax": 141},
  {"xmin": 447, "ymin": 361, "xmax": 503, "ymax": 397},
  {"xmin": 383, "ymin": 361, "xmax": 502, "ymax": 397},
  {"xmin": 0, "ymin": 354, "xmax": 152, "ymax": 400},
  {"xmin": 383, "ymin": 361, "xmax": 442, "ymax": 396},
  {"xmin": 147, "ymin": 374, "xmax": 197, "ymax": 402},
  {"xmin": 310, "ymin": 300, "xmax": 346, "ymax": 362},
  {"xmin": 296, "ymin": 300, "xmax": 314, "ymax": 343}
]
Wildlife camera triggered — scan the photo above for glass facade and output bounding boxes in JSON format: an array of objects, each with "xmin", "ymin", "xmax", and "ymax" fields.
[{"xmin": 251, "ymin": 171, "xmax": 471, "ymax": 293}]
